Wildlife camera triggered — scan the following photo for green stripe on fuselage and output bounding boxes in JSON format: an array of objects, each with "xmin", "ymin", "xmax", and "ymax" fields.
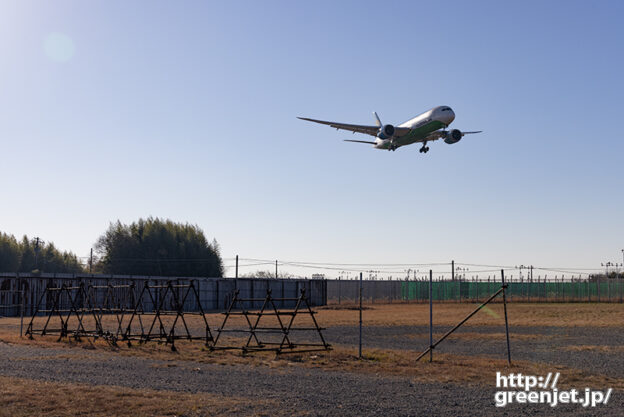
[
  {"xmin": 402, "ymin": 120, "xmax": 445, "ymax": 142},
  {"xmin": 378, "ymin": 120, "xmax": 445, "ymax": 149}
]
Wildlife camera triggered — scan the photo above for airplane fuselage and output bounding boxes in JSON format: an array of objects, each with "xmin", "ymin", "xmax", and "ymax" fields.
[{"xmin": 374, "ymin": 106, "xmax": 455, "ymax": 150}]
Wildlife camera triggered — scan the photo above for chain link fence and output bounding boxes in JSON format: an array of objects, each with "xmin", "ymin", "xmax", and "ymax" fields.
[{"xmin": 328, "ymin": 278, "xmax": 624, "ymax": 304}]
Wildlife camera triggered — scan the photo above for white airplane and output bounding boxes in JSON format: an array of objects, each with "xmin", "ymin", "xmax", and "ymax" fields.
[{"xmin": 298, "ymin": 106, "xmax": 481, "ymax": 153}]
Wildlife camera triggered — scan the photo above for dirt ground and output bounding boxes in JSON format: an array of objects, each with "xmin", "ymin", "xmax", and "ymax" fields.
[{"xmin": 0, "ymin": 302, "xmax": 622, "ymax": 416}]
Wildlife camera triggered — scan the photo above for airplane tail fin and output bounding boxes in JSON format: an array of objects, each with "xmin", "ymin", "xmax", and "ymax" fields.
[{"xmin": 373, "ymin": 112, "xmax": 382, "ymax": 127}]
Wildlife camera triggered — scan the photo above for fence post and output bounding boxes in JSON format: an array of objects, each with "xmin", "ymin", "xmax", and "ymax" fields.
[
  {"xmin": 359, "ymin": 272, "xmax": 362, "ymax": 359},
  {"xmin": 17, "ymin": 272, "xmax": 24, "ymax": 337},
  {"xmin": 429, "ymin": 269, "xmax": 433, "ymax": 363},
  {"xmin": 338, "ymin": 277, "xmax": 341, "ymax": 305},
  {"xmin": 578, "ymin": 276, "xmax": 581, "ymax": 302},
  {"xmin": 509, "ymin": 276, "xmax": 512, "ymax": 302},
  {"xmin": 501, "ymin": 270, "xmax": 511, "ymax": 365},
  {"xmin": 372, "ymin": 280, "xmax": 375, "ymax": 304},
  {"xmin": 20, "ymin": 289, "xmax": 24, "ymax": 338},
  {"xmin": 597, "ymin": 278, "xmax": 600, "ymax": 303}
]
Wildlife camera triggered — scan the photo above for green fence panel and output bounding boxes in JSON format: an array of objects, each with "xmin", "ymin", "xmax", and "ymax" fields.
[{"xmin": 398, "ymin": 279, "xmax": 623, "ymax": 302}]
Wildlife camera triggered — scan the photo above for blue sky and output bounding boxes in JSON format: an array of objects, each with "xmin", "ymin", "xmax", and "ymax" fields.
[{"xmin": 1, "ymin": 1, "xmax": 623, "ymax": 277}]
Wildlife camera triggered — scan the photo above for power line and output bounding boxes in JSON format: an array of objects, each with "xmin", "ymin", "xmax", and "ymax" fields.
[
  {"xmin": 75, "ymin": 253, "xmax": 610, "ymax": 277},
  {"xmin": 454, "ymin": 262, "xmax": 516, "ymax": 269},
  {"xmin": 238, "ymin": 257, "xmax": 451, "ymax": 267}
]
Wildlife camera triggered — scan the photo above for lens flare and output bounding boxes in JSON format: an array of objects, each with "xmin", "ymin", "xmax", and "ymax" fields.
[{"xmin": 43, "ymin": 32, "xmax": 75, "ymax": 63}]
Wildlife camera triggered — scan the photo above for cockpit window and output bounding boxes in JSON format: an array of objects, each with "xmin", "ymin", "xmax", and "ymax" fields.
[{"xmin": 441, "ymin": 107, "xmax": 451, "ymax": 111}]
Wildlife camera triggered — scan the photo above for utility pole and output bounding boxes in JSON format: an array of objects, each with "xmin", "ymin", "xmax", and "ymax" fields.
[
  {"xmin": 33, "ymin": 237, "xmax": 44, "ymax": 270},
  {"xmin": 451, "ymin": 260, "xmax": 455, "ymax": 281},
  {"xmin": 517, "ymin": 265, "xmax": 529, "ymax": 282},
  {"xmin": 235, "ymin": 255, "xmax": 238, "ymax": 279},
  {"xmin": 275, "ymin": 260, "xmax": 278, "ymax": 279},
  {"xmin": 89, "ymin": 248, "xmax": 93, "ymax": 273}
]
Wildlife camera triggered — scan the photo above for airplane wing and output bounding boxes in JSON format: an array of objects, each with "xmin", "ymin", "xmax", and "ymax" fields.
[
  {"xmin": 343, "ymin": 139, "xmax": 377, "ymax": 145},
  {"xmin": 298, "ymin": 117, "xmax": 411, "ymax": 137},
  {"xmin": 298, "ymin": 117, "xmax": 380, "ymax": 136},
  {"xmin": 418, "ymin": 130, "xmax": 483, "ymax": 143}
]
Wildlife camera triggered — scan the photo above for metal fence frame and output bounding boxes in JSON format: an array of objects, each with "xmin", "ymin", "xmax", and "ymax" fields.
[
  {"xmin": 0, "ymin": 289, "xmax": 25, "ymax": 335},
  {"xmin": 0, "ymin": 273, "xmax": 327, "ymax": 318}
]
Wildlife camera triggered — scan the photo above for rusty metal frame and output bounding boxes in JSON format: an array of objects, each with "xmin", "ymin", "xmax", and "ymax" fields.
[
  {"xmin": 26, "ymin": 282, "xmax": 99, "ymax": 341},
  {"xmin": 25, "ymin": 279, "xmax": 215, "ymax": 352},
  {"xmin": 212, "ymin": 288, "xmax": 331, "ymax": 354},
  {"xmin": 24, "ymin": 280, "xmax": 331, "ymax": 355}
]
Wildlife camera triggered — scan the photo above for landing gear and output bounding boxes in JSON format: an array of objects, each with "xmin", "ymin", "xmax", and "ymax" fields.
[{"xmin": 419, "ymin": 144, "xmax": 430, "ymax": 153}]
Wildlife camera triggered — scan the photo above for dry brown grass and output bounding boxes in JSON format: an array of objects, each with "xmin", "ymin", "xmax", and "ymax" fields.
[
  {"xmin": 5, "ymin": 302, "xmax": 621, "ymax": 344},
  {"xmin": 563, "ymin": 345, "xmax": 624, "ymax": 353},
  {"xmin": 0, "ymin": 375, "xmax": 276, "ymax": 417},
  {"xmin": 315, "ymin": 302, "xmax": 624, "ymax": 327},
  {"xmin": 403, "ymin": 332, "xmax": 546, "ymax": 341}
]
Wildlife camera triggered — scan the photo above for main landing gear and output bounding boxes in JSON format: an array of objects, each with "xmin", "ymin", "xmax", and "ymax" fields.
[{"xmin": 419, "ymin": 143, "xmax": 430, "ymax": 153}]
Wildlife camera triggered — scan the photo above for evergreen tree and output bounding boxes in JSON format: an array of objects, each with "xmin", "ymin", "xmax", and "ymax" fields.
[
  {"xmin": 0, "ymin": 233, "xmax": 83, "ymax": 273},
  {"xmin": 0, "ymin": 233, "xmax": 20, "ymax": 272},
  {"xmin": 95, "ymin": 217, "xmax": 223, "ymax": 277}
]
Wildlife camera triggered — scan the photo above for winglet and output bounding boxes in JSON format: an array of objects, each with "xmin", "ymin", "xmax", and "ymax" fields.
[{"xmin": 373, "ymin": 112, "xmax": 382, "ymax": 127}]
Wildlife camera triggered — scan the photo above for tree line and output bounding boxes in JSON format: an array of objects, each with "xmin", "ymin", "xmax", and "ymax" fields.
[
  {"xmin": 0, "ymin": 217, "xmax": 224, "ymax": 277},
  {"xmin": 0, "ymin": 233, "xmax": 83, "ymax": 274}
]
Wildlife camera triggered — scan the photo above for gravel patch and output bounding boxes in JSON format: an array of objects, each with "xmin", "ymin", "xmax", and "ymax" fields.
[{"xmin": 0, "ymin": 342, "xmax": 621, "ymax": 416}]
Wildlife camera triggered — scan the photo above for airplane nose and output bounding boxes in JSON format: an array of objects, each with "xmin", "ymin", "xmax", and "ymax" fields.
[
  {"xmin": 448, "ymin": 110, "xmax": 455, "ymax": 124},
  {"xmin": 442, "ymin": 111, "xmax": 455, "ymax": 126}
]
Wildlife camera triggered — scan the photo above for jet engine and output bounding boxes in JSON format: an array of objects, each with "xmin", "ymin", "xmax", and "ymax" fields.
[
  {"xmin": 377, "ymin": 124, "xmax": 395, "ymax": 139},
  {"xmin": 443, "ymin": 129, "xmax": 462, "ymax": 144}
]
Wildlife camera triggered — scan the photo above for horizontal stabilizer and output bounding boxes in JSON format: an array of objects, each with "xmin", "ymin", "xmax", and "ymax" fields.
[{"xmin": 344, "ymin": 139, "xmax": 376, "ymax": 145}]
